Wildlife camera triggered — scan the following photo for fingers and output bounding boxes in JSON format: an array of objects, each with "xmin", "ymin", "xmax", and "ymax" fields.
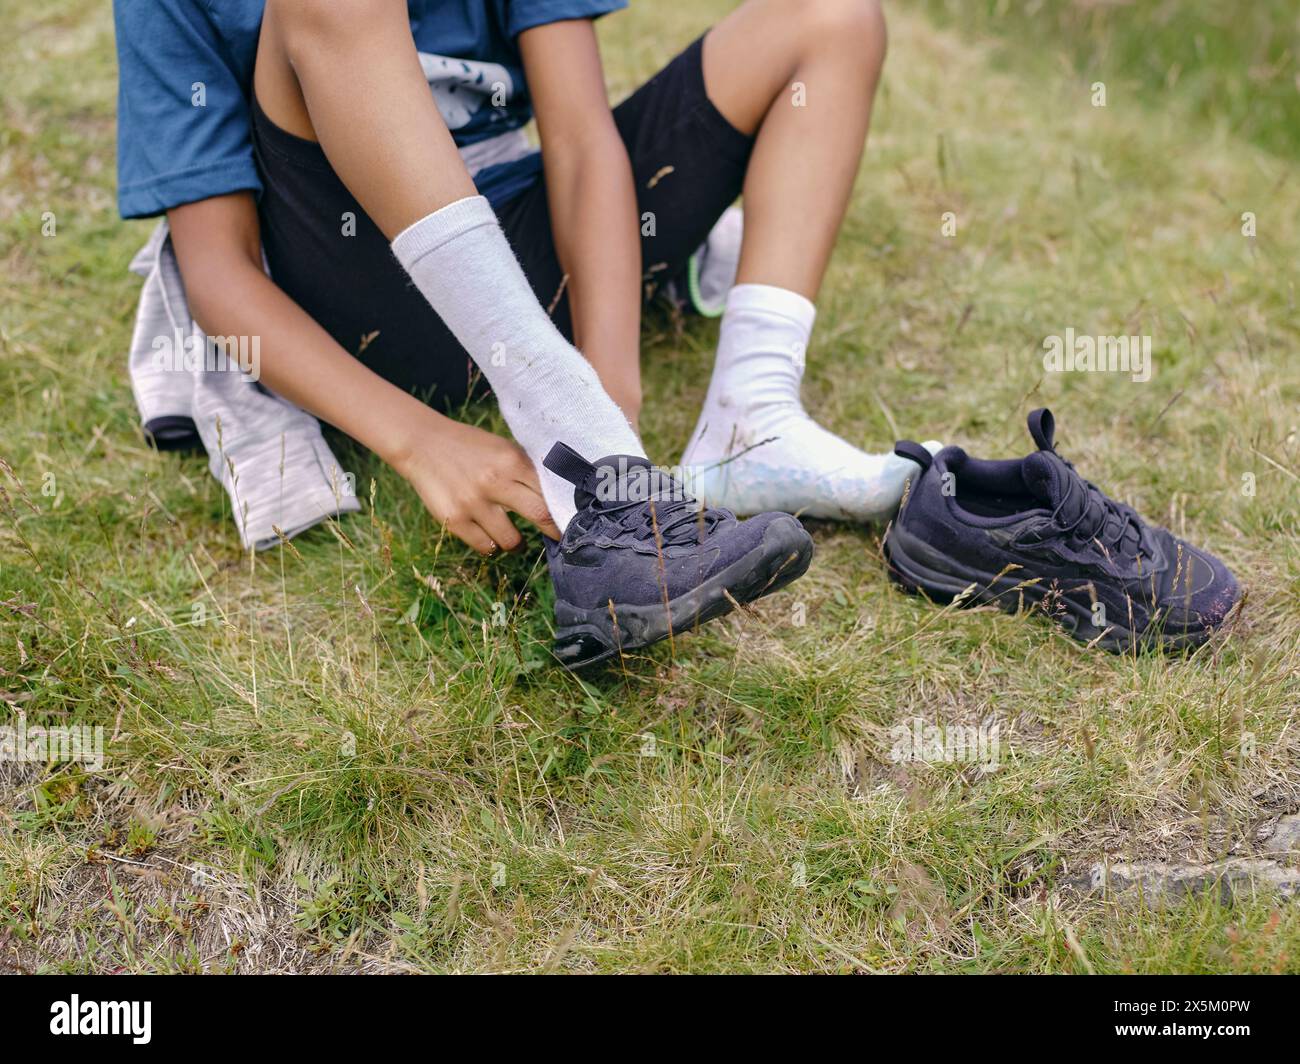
[
  {"xmin": 437, "ymin": 442, "xmax": 562, "ymax": 554},
  {"xmin": 449, "ymin": 519, "xmax": 498, "ymax": 556},
  {"xmin": 500, "ymin": 479, "xmax": 563, "ymax": 541},
  {"xmin": 448, "ymin": 512, "xmax": 520, "ymax": 557},
  {"xmin": 476, "ymin": 506, "xmax": 524, "ymax": 554},
  {"xmin": 486, "ymin": 444, "xmax": 562, "ymax": 540}
]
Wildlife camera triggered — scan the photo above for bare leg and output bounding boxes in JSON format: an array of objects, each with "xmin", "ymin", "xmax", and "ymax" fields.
[
  {"xmin": 702, "ymin": 0, "xmax": 887, "ymax": 299},
  {"xmin": 254, "ymin": 0, "xmax": 475, "ymax": 239},
  {"xmin": 681, "ymin": 1, "xmax": 939, "ymax": 523}
]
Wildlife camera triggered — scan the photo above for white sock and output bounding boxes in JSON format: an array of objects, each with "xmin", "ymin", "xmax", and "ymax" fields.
[
  {"xmin": 680, "ymin": 283, "xmax": 941, "ymax": 522},
  {"xmin": 391, "ymin": 195, "xmax": 643, "ymax": 530}
]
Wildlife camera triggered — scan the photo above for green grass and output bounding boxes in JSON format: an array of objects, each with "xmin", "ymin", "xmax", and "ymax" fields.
[
  {"xmin": 919, "ymin": 0, "xmax": 1300, "ymax": 162},
  {"xmin": 2, "ymin": 0, "xmax": 1298, "ymax": 973}
]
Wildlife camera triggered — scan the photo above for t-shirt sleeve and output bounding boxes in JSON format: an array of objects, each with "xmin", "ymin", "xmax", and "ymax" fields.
[
  {"xmin": 506, "ymin": 0, "xmax": 629, "ymax": 40},
  {"xmin": 113, "ymin": 0, "xmax": 262, "ymax": 219}
]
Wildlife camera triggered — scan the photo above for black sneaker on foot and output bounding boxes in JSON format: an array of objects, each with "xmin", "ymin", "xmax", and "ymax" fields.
[
  {"xmin": 543, "ymin": 443, "xmax": 814, "ymax": 669},
  {"xmin": 884, "ymin": 409, "xmax": 1240, "ymax": 652}
]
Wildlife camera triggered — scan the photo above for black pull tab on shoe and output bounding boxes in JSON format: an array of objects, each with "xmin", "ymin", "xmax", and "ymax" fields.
[
  {"xmin": 1028, "ymin": 408, "xmax": 1056, "ymax": 452},
  {"xmin": 894, "ymin": 440, "xmax": 933, "ymax": 471},
  {"xmin": 543, "ymin": 441, "xmax": 596, "ymax": 486}
]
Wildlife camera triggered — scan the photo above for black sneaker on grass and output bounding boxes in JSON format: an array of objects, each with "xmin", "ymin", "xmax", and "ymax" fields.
[
  {"xmin": 884, "ymin": 409, "xmax": 1240, "ymax": 652},
  {"xmin": 543, "ymin": 442, "xmax": 814, "ymax": 669}
]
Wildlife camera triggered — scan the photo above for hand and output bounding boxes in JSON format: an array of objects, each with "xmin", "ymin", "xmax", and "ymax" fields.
[{"xmin": 391, "ymin": 412, "xmax": 562, "ymax": 554}]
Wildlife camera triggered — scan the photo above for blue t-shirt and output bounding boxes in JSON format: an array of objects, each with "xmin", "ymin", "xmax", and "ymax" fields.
[{"xmin": 113, "ymin": 0, "xmax": 625, "ymax": 219}]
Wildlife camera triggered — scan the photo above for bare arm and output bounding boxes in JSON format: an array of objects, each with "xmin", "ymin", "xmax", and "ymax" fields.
[
  {"xmin": 520, "ymin": 19, "xmax": 643, "ymax": 425},
  {"xmin": 167, "ymin": 192, "xmax": 560, "ymax": 551}
]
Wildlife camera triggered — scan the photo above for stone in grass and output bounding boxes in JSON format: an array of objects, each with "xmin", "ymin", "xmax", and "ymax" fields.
[
  {"xmin": 1258, "ymin": 814, "xmax": 1300, "ymax": 862},
  {"xmin": 1064, "ymin": 859, "xmax": 1300, "ymax": 906}
]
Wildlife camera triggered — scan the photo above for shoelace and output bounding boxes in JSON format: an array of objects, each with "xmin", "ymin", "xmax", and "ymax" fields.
[
  {"xmin": 1053, "ymin": 470, "xmax": 1144, "ymax": 556},
  {"xmin": 591, "ymin": 482, "xmax": 723, "ymax": 547}
]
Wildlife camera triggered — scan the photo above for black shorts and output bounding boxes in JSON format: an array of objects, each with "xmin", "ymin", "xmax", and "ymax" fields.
[{"xmin": 250, "ymin": 34, "xmax": 752, "ymax": 408}]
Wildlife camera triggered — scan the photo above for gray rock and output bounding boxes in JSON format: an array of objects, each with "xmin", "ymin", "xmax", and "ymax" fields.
[
  {"xmin": 1063, "ymin": 858, "xmax": 1300, "ymax": 906},
  {"xmin": 1258, "ymin": 814, "xmax": 1300, "ymax": 862}
]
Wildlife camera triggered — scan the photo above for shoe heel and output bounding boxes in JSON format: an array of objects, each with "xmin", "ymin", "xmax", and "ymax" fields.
[{"xmin": 884, "ymin": 527, "xmax": 970, "ymax": 605}]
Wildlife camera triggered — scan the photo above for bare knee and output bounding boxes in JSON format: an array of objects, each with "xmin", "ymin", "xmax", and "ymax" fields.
[
  {"xmin": 797, "ymin": 0, "xmax": 887, "ymax": 70},
  {"xmin": 801, "ymin": 0, "xmax": 886, "ymax": 37}
]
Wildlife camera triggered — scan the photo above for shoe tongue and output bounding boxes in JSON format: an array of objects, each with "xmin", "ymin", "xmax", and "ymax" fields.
[
  {"xmin": 1022, "ymin": 450, "xmax": 1085, "ymax": 523},
  {"xmin": 1023, "ymin": 450, "xmax": 1142, "ymax": 550},
  {"xmin": 577, "ymin": 454, "xmax": 660, "ymax": 510},
  {"xmin": 592, "ymin": 454, "xmax": 654, "ymax": 471}
]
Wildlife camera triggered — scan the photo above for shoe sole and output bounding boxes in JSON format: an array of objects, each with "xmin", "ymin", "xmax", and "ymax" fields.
[
  {"xmin": 883, "ymin": 524, "xmax": 1226, "ymax": 653},
  {"xmin": 553, "ymin": 516, "xmax": 814, "ymax": 670}
]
